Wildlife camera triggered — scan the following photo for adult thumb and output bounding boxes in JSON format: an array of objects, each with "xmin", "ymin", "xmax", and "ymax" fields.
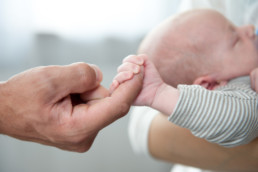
[
  {"xmin": 49, "ymin": 62, "xmax": 103, "ymax": 102},
  {"xmin": 80, "ymin": 68, "xmax": 144, "ymax": 130}
]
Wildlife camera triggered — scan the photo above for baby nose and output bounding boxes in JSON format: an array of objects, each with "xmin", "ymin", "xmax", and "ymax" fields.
[{"xmin": 239, "ymin": 24, "xmax": 255, "ymax": 38}]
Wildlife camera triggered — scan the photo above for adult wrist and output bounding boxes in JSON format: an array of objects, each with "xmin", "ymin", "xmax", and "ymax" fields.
[{"xmin": 0, "ymin": 81, "xmax": 9, "ymax": 134}]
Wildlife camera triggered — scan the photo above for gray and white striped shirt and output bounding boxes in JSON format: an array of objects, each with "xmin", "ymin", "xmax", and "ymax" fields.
[{"xmin": 169, "ymin": 76, "xmax": 258, "ymax": 147}]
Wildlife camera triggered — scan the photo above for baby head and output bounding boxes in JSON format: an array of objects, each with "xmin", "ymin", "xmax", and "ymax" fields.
[{"xmin": 139, "ymin": 9, "xmax": 258, "ymax": 89}]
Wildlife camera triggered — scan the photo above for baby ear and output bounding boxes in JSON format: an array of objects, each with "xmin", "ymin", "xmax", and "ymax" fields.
[{"xmin": 193, "ymin": 76, "xmax": 227, "ymax": 90}]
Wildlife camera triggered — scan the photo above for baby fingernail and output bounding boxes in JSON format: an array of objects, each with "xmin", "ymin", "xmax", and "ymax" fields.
[
  {"xmin": 133, "ymin": 66, "xmax": 140, "ymax": 74},
  {"xmin": 137, "ymin": 59, "xmax": 144, "ymax": 65},
  {"xmin": 110, "ymin": 80, "xmax": 118, "ymax": 92},
  {"xmin": 113, "ymin": 80, "xmax": 119, "ymax": 86}
]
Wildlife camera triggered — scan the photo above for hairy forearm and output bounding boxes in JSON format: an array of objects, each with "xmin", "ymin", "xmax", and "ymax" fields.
[
  {"xmin": 151, "ymin": 83, "xmax": 179, "ymax": 115},
  {"xmin": 149, "ymin": 114, "xmax": 258, "ymax": 172}
]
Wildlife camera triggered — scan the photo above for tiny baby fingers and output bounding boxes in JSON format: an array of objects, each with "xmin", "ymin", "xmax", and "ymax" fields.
[
  {"xmin": 109, "ymin": 71, "xmax": 134, "ymax": 94},
  {"xmin": 117, "ymin": 62, "xmax": 140, "ymax": 74},
  {"xmin": 113, "ymin": 71, "xmax": 134, "ymax": 84},
  {"xmin": 123, "ymin": 55, "xmax": 144, "ymax": 65},
  {"xmin": 109, "ymin": 80, "xmax": 119, "ymax": 94}
]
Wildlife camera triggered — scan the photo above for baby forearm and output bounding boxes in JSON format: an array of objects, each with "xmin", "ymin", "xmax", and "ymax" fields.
[{"xmin": 151, "ymin": 83, "xmax": 180, "ymax": 115}]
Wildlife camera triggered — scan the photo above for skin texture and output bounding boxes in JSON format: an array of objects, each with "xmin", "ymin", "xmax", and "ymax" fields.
[
  {"xmin": 144, "ymin": 9, "xmax": 258, "ymax": 171},
  {"xmin": 113, "ymin": 8, "xmax": 258, "ymax": 123},
  {"xmin": 113, "ymin": 53, "xmax": 258, "ymax": 171},
  {"xmin": 138, "ymin": 9, "xmax": 258, "ymax": 88},
  {"xmin": 112, "ymin": 9, "xmax": 258, "ymax": 171},
  {"xmin": 111, "ymin": 54, "xmax": 179, "ymax": 115},
  {"xmin": 0, "ymin": 62, "xmax": 143, "ymax": 152}
]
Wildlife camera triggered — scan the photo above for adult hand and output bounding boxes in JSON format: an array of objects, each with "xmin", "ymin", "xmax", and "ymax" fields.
[
  {"xmin": 250, "ymin": 68, "xmax": 258, "ymax": 93},
  {"xmin": 112, "ymin": 54, "xmax": 178, "ymax": 115},
  {"xmin": 0, "ymin": 62, "xmax": 143, "ymax": 152}
]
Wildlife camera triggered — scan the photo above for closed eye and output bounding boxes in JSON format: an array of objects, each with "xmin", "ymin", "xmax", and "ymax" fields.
[{"xmin": 232, "ymin": 35, "xmax": 240, "ymax": 47}]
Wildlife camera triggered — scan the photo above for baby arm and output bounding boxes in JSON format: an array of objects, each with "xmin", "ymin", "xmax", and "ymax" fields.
[
  {"xmin": 112, "ymin": 55, "xmax": 258, "ymax": 147},
  {"xmin": 110, "ymin": 54, "xmax": 180, "ymax": 115}
]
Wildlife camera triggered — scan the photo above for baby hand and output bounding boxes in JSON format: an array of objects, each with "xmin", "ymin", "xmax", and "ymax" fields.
[
  {"xmin": 110, "ymin": 54, "xmax": 165, "ymax": 107},
  {"xmin": 110, "ymin": 55, "xmax": 144, "ymax": 94}
]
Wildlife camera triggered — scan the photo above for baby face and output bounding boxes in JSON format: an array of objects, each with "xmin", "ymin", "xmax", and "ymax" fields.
[
  {"xmin": 195, "ymin": 10, "xmax": 258, "ymax": 81},
  {"xmin": 138, "ymin": 9, "xmax": 258, "ymax": 86}
]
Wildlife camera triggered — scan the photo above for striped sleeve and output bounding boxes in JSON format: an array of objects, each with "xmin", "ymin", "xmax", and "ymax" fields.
[{"xmin": 168, "ymin": 77, "xmax": 258, "ymax": 147}]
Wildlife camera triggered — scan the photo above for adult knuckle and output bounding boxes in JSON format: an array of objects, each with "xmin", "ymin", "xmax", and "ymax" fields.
[
  {"xmin": 75, "ymin": 63, "xmax": 96, "ymax": 86},
  {"xmin": 36, "ymin": 66, "xmax": 59, "ymax": 90}
]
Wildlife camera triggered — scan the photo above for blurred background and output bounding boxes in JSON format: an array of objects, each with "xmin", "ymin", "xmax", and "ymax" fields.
[{"xmin": 0, "ymin": 0, "xmax": 257, "ymax": 172}]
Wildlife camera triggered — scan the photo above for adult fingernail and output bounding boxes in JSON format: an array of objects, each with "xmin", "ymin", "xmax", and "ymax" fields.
[{"xmin": 90, "ymin": 64, "xmax": 103, "ymax": 82}]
